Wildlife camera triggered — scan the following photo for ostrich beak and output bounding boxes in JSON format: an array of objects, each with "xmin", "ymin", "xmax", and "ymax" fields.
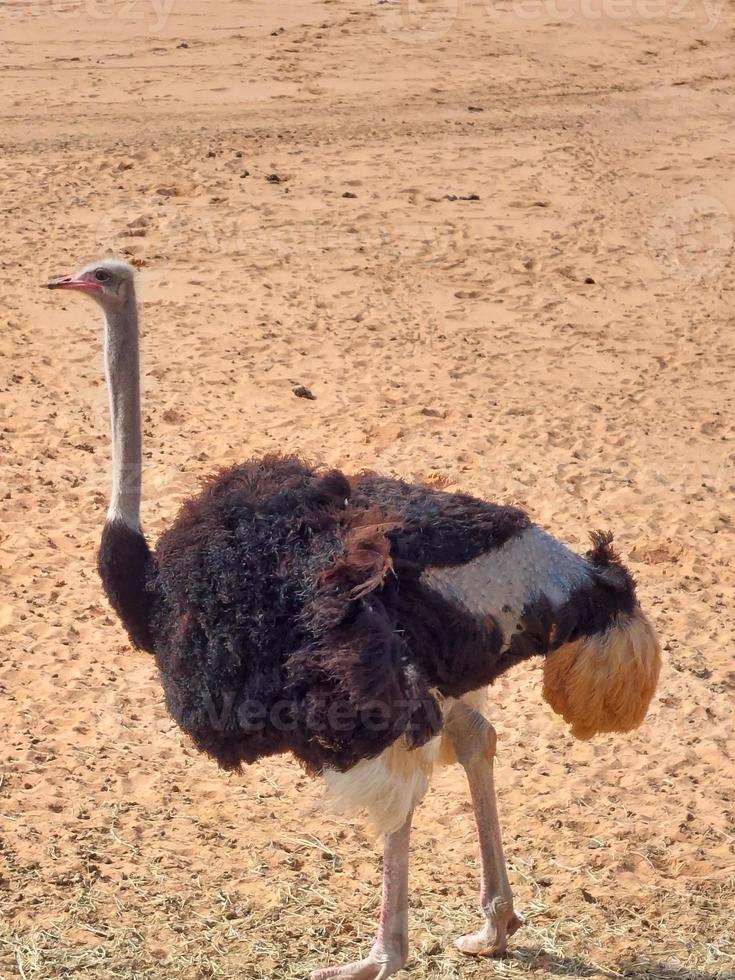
[{"xmin": 47, "ymin": 275, "xmax": 102, "ymax": 293}]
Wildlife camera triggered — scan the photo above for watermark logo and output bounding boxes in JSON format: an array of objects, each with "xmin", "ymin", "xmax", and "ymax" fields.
[
  {"xmin": 86, "ymin": 0, "xmax": 176, "ymax": 32},
  {"xmin": 377, "ymin": 0, "xmax": 460, "ymax": 43},
  {"xmin": 648, "ymin": 193, "xmax": 733, "ymax": 282}
]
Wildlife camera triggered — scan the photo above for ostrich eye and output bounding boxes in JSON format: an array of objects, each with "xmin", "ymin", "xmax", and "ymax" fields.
[{"xmin": 94, "ymin": 269, "xmax": 111, "ymax": 283}]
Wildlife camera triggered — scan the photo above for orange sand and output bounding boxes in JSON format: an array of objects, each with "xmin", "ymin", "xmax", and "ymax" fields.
[{"xmin": 1, "ymin": 1, "xmax": 733, "ymax": 977}]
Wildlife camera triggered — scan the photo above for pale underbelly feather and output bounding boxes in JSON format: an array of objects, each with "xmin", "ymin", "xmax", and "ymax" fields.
[
  {"xmin": 323, "ymin": 691, "xmax": 488, "ymax": 835},
  {"xmin": 323, "ymin": 732, "xmax": 442, "ymax": 836}
]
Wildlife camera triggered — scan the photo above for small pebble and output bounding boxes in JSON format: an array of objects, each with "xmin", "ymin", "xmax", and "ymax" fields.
[
  {"xmin": 445, "ymin": 193, "xmax": 480, "ymax": 202},
  {"xmin": 293, "ymin": 385, "xmax": 316, "ymax": 400}
]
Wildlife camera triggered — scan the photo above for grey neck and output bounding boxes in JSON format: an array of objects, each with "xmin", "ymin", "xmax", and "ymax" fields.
[{"xmin": 103, "ymin": 288, "xmax": 142, "ymax": 531}]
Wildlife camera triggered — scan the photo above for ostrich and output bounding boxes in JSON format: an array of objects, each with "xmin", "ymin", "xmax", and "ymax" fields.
[{"xmin": 48, "ymin": 259, "xmax": 661, "ymax": 980}]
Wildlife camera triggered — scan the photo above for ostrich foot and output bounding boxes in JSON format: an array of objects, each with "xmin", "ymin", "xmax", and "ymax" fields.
[
  {"xmin": 310, "ymin": 946, "xmax": 406, "ymax": 980},
  {"xmin": 455, "ymin": 899, "xmax": 523, "ymax": 957},
  {"xmin": 312, "ymin": 814, "xmax": 411, "ymax": 980}
]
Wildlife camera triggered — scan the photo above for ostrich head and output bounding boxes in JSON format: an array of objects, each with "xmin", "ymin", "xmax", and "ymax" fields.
[
  {"xmin": 542, "ymin": 605, "xmax": 661, "ymax": 740},
  {"xmin": 47, "ymin": 259, "xmax": 136, "ymax": 309}
]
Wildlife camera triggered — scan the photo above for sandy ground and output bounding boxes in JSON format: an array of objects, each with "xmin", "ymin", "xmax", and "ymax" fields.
[{"xmin": 1, "ymin": 1, "xmax": 734, "ymax": 978}]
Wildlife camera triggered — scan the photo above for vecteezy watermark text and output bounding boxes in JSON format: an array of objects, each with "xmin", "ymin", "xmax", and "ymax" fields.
[
  {"xmin": 376, "ymin": 0, "xmax": 725, "ymax": 41},
  {"xmin": 3, "ymin": 0, "xmax": 177, "ymax": 33}
]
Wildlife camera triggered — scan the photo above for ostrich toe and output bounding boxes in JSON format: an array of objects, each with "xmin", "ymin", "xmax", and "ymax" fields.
[
  {"xmin": 310, "ymin": 948, "xmax": 406, "ymax": 980},
  {"xmin": 455, "ymin": 902, "xmax": 523, "ymax": 957}
]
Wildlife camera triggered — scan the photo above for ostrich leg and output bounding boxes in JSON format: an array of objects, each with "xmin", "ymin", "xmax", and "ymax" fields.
[
  {"xmin": 445, "ymin": 703, "xmax": 522, "ymax": 956},
  {"xmin": 311, "ymin": 812, "xmax": 412, "ymax": 980}
]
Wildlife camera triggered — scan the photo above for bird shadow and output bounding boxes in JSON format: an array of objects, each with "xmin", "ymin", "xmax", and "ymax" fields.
[{"xmin": 508, "ymin": 946, "xmax": 727, "ymax": 980}]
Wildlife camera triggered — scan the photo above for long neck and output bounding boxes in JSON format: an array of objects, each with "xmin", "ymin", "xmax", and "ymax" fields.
[
  {"xmin": 104, "ymin": 289, "xmax": 142, "ymax": 530},
  {"xmin": 98, "ymin": 284, "xmax": 155, "ymax": 654}
]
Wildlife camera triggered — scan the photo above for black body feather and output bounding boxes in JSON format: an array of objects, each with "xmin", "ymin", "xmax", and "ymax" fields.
[
  {"xmin": 96, "ymin": 455, "xmax": 638, "ymax": 774},
  {"xmin": 98, "ymin": 521, "xmax": 156, "ymax": 653}
]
